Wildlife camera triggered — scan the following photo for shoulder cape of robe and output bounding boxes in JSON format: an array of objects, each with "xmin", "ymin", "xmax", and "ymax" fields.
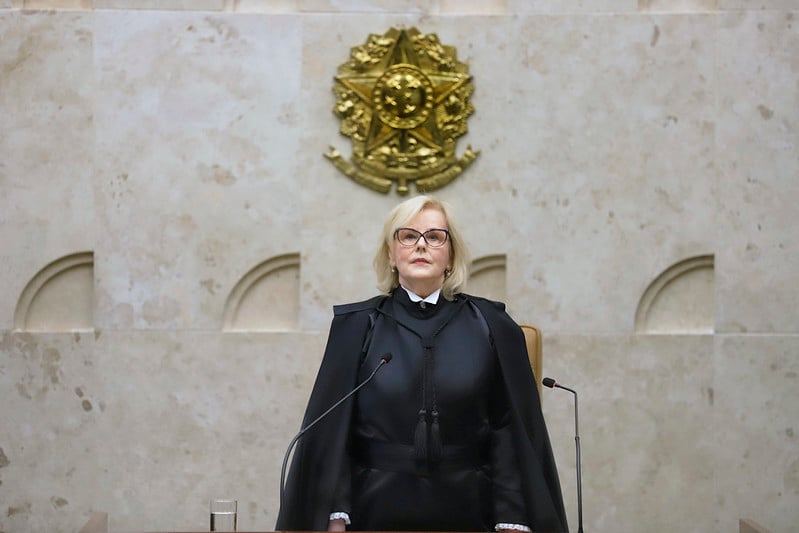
[{"xmin": 275, "ymin": 294, "xmax": 569, "ymax": 532}]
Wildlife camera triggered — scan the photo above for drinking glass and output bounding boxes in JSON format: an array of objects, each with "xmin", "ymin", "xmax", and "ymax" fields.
[{"xmin": 209, "ymin": 499, "xmax": 237, "ymax": 531}]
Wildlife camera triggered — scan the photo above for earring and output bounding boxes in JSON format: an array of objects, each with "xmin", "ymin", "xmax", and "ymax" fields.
[
  {"xmin": 391, "ymin": 267, "xmax": 396, "ymax": 273},
  {"xmin": 444, "ymin": 269, "xmax": 451, "ymax": 278}
]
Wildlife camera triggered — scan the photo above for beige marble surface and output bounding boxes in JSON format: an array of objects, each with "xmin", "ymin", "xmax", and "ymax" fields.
[
  {"xmin": 543, "ymin": 334, "xmax": 717, "ymax": 533},
  {"xmin": 91, "ymin": 11, "xmax": 304, "ymax": 331},
  {"xmin": 0, "ymin": 2, "xmax": 797, "ymax": 532},
  {"xmin": 501, "ymin": 13, "xmax": 720, "ymax": 333},
  {"xmin": 715, "ymin": 9, "xmax": 799, "ymax": 334},
  {"xmin": 0, "ymin": 330, "xmax": 326, "ymax": 531},
  {"xmin": 0, "ymin": 10, "xmax": 96, "ymax": 330},
  {"xmin": 712, "ymin": 334, "xmax": 799, "ymax": 533}
]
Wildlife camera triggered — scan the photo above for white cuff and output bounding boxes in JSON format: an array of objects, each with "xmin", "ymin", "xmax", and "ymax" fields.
[
  {"xmin": 329, "ymin": 512, "xmax": 351, "ymax": 525},
  {"xmin": 495, "ymin": 523, "xmax": 532, "ymax": 532}
]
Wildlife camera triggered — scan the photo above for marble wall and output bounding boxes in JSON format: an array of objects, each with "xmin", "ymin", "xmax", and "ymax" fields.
[{"xmin": 1, "ymin": 1, "xmax": 797, "ymax": 532}]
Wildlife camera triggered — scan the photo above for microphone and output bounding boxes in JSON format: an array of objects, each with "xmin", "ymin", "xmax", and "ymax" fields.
[
  {"xmin": 543, "ymin": 377, "xmax": 584, "ymax": 533},
  {"xmin": 279, "ymin": 353, "xmax": 392, "ymax": 510}
]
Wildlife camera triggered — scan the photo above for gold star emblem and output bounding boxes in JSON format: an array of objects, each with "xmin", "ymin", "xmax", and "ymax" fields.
[{"xmin": 325, "ymin": 27, "xmax": 479, "ymax": 195}]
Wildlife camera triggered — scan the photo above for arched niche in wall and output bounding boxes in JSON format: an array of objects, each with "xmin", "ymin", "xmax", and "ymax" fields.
[
  {"xmin": 14, "ymin": 252, "xmax": 94, "ymax": 332},
  {"xmin": 467, "ymin": 254, "xmax": 506, "ymax": 303},
  {"xmin": 634, "ymin": 254, "xmax": 715, "ymax": 334},
  {"xmin": 223, "ymin": 253, "xmax": 300, "ymax": 332}
]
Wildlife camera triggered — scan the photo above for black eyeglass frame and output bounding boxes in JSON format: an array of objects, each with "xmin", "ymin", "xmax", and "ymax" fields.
[{"xmin": 393, "ymin": 227, "xmax": 451, "ymax": 248}]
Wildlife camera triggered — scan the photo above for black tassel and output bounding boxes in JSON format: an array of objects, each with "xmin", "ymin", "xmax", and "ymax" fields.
[
  {"xmin": 429, "ymin": 410, "xmax": 442, "ymax": 463},
  {"xmin": 414, "ymin": 409, "xmax": 428, "ymax": 461}
]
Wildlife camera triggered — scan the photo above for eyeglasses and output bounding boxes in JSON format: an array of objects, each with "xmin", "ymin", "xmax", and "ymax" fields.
[{"xmin": 394, "ymin": 228, "xmax": 450, "ymax": 248}]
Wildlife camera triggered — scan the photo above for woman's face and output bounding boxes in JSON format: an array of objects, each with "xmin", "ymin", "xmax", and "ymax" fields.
[{"xmin": 389, "ymin": 207, "xmax": 452, "ymax": 298}]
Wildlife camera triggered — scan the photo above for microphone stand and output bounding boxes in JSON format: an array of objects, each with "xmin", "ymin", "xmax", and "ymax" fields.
[
  {"xmin": 561, "ymin": 383, "xmax": 583, "ymax": 533},
  {"xmin": 544, "ymin": 378, "xmax": 583, "ymax": 533}
]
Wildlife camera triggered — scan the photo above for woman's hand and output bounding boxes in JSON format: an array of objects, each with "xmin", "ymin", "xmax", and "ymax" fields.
[{"xmin": 328, "ymin": 518, "xmax": 346, "ymax": 531}]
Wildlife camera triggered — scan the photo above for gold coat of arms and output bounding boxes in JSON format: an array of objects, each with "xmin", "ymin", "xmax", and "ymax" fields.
[{"xmin": 325, "ymin": 27, "xmax": 479, "ymax": 195}]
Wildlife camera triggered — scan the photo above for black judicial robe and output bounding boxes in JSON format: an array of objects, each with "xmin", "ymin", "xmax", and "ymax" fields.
[{"xmin": 276, "ymin": 292, "xmax": 568, "ymax": 532}]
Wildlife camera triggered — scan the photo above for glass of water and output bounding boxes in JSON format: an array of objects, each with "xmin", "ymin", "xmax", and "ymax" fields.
[{"xmin": 209, "ymin": 499, "xmax": 237, "ymax": 531}]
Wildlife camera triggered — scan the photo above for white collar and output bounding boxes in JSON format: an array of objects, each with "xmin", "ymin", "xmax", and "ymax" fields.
[{"xmin": 401, "ymin": 286, "xmax": 441, "ymax": 305}]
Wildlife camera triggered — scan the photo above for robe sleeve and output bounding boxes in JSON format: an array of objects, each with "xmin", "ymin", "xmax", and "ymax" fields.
[
  {"xmin": 330, "ymin": 448, "xmax": 352, "ymax": 516},
  {"xmin": 489, "ymin": 362, "xmax": 531, "ymax": 526},
  {"xmin": 276, "ymin": 298, "xmax": 382, "ymax": 531},
  {"xmin": 470, "ymin": 296, "xmax": 570, "ymax": 533},
  {"xmin": 330, "ymin": 301, "xmax": 381, "ymax": 519}
]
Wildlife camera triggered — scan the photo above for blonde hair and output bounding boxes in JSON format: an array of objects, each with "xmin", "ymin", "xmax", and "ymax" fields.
[{"xmin": 374, "ymin": 195, "xmax": 470, "ymax": 300}]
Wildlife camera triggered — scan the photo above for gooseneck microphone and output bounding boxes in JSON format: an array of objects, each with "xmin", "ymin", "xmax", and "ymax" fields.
[
  {"xmin": 279, "ymin": 353, "xmax": 393, "ymax": 510},
  {"xmin": 543, "ymin": 376, "xmax": 584, "ymax": 533}
]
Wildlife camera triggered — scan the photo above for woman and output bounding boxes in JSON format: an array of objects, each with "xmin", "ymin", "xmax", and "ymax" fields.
[{"xmin": 276, "ymin": 196, "xmax": 568, "ymax": 532}]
